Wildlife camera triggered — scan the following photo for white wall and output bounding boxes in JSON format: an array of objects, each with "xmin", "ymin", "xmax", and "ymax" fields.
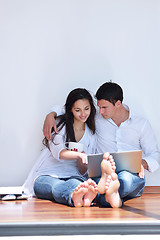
[{"xmin": 0, "ymin": 0, "xmax": 160, "ymax": 186}]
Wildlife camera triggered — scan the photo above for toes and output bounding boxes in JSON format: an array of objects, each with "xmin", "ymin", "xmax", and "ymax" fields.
[
  {"xmin": 106, "ymin": 175, "xmax": 112, "ymax": 184},
  {"xmin": 103, "ymin": 152, "xmax": 110, "ymax": 160},
  {"xmin": 87, "ymin": 178, "xmax": 93, "ymax": 185},
  {"xmin": 80, "ymin": 181, "xmax": 88, "ymax": 188},
  {"xmin": 75, "ymin": 183, "xmax": 84, "ymax": 191},
  {"xmin": 75, "ymin": 181, "xmax": 89, "ymax": 192},
  {"xmin": 111, "ymin": 172, "xmax": 118, "ymax": 181},
  {"xmin": 109, "ymin": 155, "xmax": 114, "ymax": 161},
  {"xmin": 87, "ymin": 178, "xmax": 97, "ymax": 186},
  {"xmin": 87, "ymin": 179, "xmax": 98, "ymax": 193}
]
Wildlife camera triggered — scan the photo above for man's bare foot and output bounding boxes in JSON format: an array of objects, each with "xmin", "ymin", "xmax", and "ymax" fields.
[
  {"xmin": 71, "ymin": 181, "xmax": 88, "ymax": 207},
  {"xmin": 83, "ymin": 179, "xmax": 98, "ymax": 207},
  {"xmin": 105, "ymin": 173, "xmax": 122, "ymax": 208},
  {"xmin": 97, "ymin": 152, "xmax": 116, "ymax": 194}
]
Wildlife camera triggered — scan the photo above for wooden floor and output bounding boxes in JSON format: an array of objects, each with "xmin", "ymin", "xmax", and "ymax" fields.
[{"xmin": 0, "ymin": 187, "xmax": 160, "ymax": 236}]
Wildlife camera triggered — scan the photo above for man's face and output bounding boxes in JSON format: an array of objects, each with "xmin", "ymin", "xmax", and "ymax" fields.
[{"xmin": 97, "ymin": 99, "xmax": 117, "ymax": 119}]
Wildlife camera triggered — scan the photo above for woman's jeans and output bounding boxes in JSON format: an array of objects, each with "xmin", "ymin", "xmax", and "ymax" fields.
[
  {"xmin": 34, "ymin": 175, "xmax": 85, "ymax": 207},
  {"xmin": 93, "ymin": 170, "xmax": 145, "ymax": 207},
  {"xmin": 34, "ymin": 171, "xmax": 145, "ymax": 207}
]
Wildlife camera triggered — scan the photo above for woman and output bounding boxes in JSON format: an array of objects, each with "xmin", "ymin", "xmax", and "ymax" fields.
[{"xmin": 23, "ymin": 88, "xmax": 98, "ymax": 207}]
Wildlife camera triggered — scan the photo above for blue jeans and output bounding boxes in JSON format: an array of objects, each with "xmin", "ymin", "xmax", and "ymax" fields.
[
  {"xmin": 92, "ymin": 170, "xmax": 145, "ymax": 207},
  {"xmin": 34, "ymin": 175, "xmax": 86, "ymax": 207},
  {"xmin": 118, "ymin": 170, "xmax": 145, "ymax": 202}
]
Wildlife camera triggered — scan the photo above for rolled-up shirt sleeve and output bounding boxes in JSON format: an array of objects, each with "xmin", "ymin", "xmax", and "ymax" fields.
[
  {"xmin": 48, "ymin": 127, "xmax": 66, "ymax": 161},
  {"xmin": 50, "ymin": 105, "xmax": 64, "ymax": 116},
  {"xmin": 140, "ymin": 120, "xmax": 160, "ymax": 172}
]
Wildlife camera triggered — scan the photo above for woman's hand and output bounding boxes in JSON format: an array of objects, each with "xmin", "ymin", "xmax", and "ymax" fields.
[
  {"xmin": 59, "ymin": 150, "xmax": 88, "ymax": 175},
  {"xmin": 59, "ymin": 149, "xmax": 88, "ymax": 164},
  {"xmin": 78, "ymin": 152, "xmax": 88, "ymax": 164},
  {"xmin": 77, "ymin": 153, "xmax": 88, "ymax": 175}
]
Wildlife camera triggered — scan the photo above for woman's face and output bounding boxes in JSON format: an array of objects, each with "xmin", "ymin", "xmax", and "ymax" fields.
[{"xmin": 71, "ymin": 99, "xmax": 91, "ymax": 123}]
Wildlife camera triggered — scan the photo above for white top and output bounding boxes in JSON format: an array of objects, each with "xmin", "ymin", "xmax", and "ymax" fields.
[
  {"xmin": 50, "ymin": 104, "xmax": 160, "ymax": 173},
  {"xmin": 23, "ymin": 124, "xmax": 96, "ymax": 196},
  {"xmin": 95, "ymin": 105, "xmax": 160, "ymax": 172}
]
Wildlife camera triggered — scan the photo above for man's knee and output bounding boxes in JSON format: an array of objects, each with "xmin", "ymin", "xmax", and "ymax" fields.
[
  {"xmin": 118, "ymin": 171, "xmax": 145, "ymax": 199},
  {"xmin": 118, "ymin": 171, "xmax": 133, "ymax": 189}
]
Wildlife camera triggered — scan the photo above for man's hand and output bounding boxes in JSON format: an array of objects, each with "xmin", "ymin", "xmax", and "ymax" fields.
[
  {"xmin": 43, "ymin": 112, "xmax": 58, "ymax": 140},
  {"xmin": 138, "ymin": 159, "xmax": 148, "ymax": 179},
  {"xmin": 139, "ymin": 164, "xmax": 145, "ymax": 179},
  {"xmin": 142, "ymin": 159, "xmax": 149, "ymax": 170}
]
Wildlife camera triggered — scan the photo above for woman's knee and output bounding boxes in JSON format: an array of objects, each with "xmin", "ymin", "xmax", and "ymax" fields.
[
  {"xmin": 34, "ymin": 175, "xmax": 59, "ymax": 200},
  {"xmin": 34, "ymin": 180, "xmax": 53, "ymax": 200}
]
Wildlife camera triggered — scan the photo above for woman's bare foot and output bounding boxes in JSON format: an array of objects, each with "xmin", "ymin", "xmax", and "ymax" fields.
[
  {"xmin": 83, "ymin": 179, "xmax": 98, "ymax": 207},
  {"xmin": 105, "ymin": 173, "xmax": 122, "ymax": 208},
  {"xmin": 71, "ymin": 181, "xmax": 89, "ymax": 207},
  {"xmin": 97, "ymin": 152, "xmax": 116, "ymax": 194}
]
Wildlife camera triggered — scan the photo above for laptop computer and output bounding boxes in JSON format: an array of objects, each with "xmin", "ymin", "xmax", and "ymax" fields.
[{"xmin": 88, "ymin": 150, "xmax": 142, "ymax": 178}]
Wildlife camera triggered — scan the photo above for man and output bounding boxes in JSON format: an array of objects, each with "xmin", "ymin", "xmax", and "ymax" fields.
[{"xmin": 43, "ymin": 82, "xmax": 160, "ymax": 203}]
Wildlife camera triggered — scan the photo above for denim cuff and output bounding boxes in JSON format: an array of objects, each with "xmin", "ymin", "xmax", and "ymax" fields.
[{"xmin": 68, "ymin": 193, "xmax": 74, "ymax": 207}]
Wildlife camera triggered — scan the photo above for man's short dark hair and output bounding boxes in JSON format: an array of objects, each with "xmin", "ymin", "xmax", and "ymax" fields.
[{"xmin": 95, "ymin": 81, "xmax": 123, "ymax": 105}]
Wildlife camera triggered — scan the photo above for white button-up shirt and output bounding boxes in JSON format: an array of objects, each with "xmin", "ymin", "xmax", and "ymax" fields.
[
  {"xmin": 95, "ymin": 105, "xmax": 160, "ymax": 172},
  {"xmin": 51, "ymin": 105, "xmax": 160, "ymax": 173}
]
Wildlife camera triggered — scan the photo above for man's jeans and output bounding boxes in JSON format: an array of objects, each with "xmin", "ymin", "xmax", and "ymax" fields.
[
  {"xmin": 34, "ymin": 175, "xmax": 85, "ymax": 206},
  {"xmin": 92, "ymin": 170, "xmax": 145, "ymax": 207},
  {"xmin": 118, "ymin": 170, "xmax": 145, "ymax": 202}
]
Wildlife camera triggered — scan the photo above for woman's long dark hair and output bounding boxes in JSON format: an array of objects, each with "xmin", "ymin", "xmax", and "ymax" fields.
[{"xmin": 43, "ymin": 88, "xmax": 96, "ymax": 148}]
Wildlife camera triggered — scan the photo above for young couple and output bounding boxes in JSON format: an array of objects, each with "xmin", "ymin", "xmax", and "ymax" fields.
[{"xmin": 23, "ymin": 82, "xmax": 160, "ymax": 208}]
